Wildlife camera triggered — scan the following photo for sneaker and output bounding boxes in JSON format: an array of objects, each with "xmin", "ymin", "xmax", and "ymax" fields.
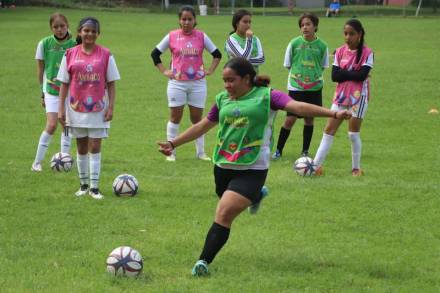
[
  {"xmin": 31, "ymin": 162, "xmax": 42, "ymax": 172},
  {"xmin": 75, "ymin": 184, "xmax": 89, "ymax": 197},
  {"xmin": 197, "ymin": 153, "xmax": 211, "ymax": 161},
  {"xmin": 248, "ymin": 185, "xmax": 269, "ymax": 215},
  {"xmin": 314, "ymin": 166, "xmax": 324, "ymax": 176},
  {"xmin": 89, "ymin": 188, "xmax": 104, "ymax": 200},
  {"xmin": 191, "ymin": 260, "xmax": 209, "ymax": 277},
  {"xmin": 166, "ymin": 154, "xmax": 176, "ymax": 162},
  {"xmin": 352, "ymin": 168, "xmax": 363, "ymax": 177},
  {"xmin": 271, "ymin": 149, "xmax": 282, "ymax": 160}
]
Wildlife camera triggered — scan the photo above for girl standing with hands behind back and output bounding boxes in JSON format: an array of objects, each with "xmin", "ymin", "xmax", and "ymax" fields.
[
  {"xmin": 151, "ymin": 5, "xmax": 222, "ymax": 162},
  {"xmin": 57, "ymin": 17, "xmax": 120, "ymax": 199},
  {"xmin": 313, "ymin": 19, "xmax": 374, "ymax": 176},
  {"xmin": 32, "ymin": 13, "xmax": 76, "ymax": 172}
]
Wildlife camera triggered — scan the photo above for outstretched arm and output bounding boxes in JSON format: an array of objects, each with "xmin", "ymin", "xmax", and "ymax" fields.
[
  {"xmin": 158, "ymin": 117, "xmax": 217, "ymax": 156},
  {"xmin": 284, "ymin": 100, "xmax": 351, "ymax": 120}
]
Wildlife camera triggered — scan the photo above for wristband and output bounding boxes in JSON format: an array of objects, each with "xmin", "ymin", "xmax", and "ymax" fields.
[{"xmin": 168, "ymin": 140, "xmax": 175, "ymax": 149}]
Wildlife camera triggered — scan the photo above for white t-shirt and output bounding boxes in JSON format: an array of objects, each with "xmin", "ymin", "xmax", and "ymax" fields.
[{"xmin": 57, "ymin": 54, "xmax": 120, "ymax": 128}]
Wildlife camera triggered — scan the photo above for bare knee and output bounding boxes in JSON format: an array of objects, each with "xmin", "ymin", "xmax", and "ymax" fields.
[
  {"xmin": 283, "ymin": 116, "xmax": 296, "ymax": 129},
  {"xmin": 45, "ymin": 121, "xmax": 57, "ymax": 135},
  {"xmin": 215, "ymin": 207, "xmax": 235, "ymax": 227}
]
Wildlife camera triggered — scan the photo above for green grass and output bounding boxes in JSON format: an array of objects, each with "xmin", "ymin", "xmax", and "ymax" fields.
[{"xmin": 1, "ymin": 7, "xmax": 440, "ymax": 292}]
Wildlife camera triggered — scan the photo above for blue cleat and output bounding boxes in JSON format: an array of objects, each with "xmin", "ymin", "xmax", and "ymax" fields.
[
  {"xmin": 271, "ymin": 149, "xmax": 282, "ymax": 160},
  {"xmin": 191, "ymin": 260, "xmax": 209, "ymax": 277},
  {"xmin": 248, "ymin": 185, "xmax": 269, "ymax": 215}
]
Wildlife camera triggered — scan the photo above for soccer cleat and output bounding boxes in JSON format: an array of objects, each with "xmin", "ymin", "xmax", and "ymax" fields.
[
  {"xmin": 31, "ymin": 162, "xmax": 42, "ymax": 172},
  {"xmin": 352, "ymin": 168, "xmax": 363, "ymax": 177},
  {"xmin": 89, "ymin": 188, "xmax": 104, "ymax": 200},
  {"xmin": 314, "ymin": 166, "xmax": 324, "ymax": 176},
  {"xmin": 197, "ymin": 153, "xmax": 211, "ymax": 161},
  {"xmin": 271, "ymin": 149, "xmax": 282, "ymax": 160},
  {"xmin": 75, "ymin": 184, "xmax": 89, "ymax": 197},
  {"xmin": 301, "ymin": 151, "xmax": 311, "ymax": 158},
  {"xmin": 191, "ymin": 260, "xmax": 209, "ymax": 277},
  {"xmin": 248, "ymin": 185, "xmax": 269, "ymax": 215},
  {"xmin": 166, "ymin": 154, "xmax": 176, "ymax": 162}
]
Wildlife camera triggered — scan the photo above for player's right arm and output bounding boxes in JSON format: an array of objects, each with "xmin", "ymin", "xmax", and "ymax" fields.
[
  {"xmin": 151, "ymin": 34, "xmax": 174, "ymax": 79},
  {"xmin": 158, "ymin": 117, "xmax": 217, "ymax": 156},
  {"xmin": 56, "ymin": 55, "xmax": 69, "ymax": 127},
  {"xmin": 35, "ymin": 40, "xmax": 45, "ymax": 106}
]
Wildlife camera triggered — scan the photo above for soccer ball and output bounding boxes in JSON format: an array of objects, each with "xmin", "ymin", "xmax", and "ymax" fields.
[
  {"xmin": 50, "ymin": 152, "xmax": 73, "ymax": 172},
  {"xmin": 112, "ymin": 174, "xmax": 139, "ymax": 196},
  {"xmin": 106, "ymin": 246, "xmax": 143, "ymax": 277},
  {"xmin": 293, "ymin": 156, "xmax": 316, "ymax": 176}
]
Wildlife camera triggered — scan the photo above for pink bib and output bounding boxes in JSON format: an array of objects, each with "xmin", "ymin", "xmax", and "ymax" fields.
[
  {"xmin": 169, "ymin": 29, "xmax": 205, "ymax": 81},
  {"xmin": 333, "ymin": 45, "xmax": 372, "ymax": 106},
  {"xmin": 65, "ymin": 45, "xmax": 110, "ymax": 112}
]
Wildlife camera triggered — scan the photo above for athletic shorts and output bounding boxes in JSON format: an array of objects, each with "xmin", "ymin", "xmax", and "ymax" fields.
[
  {"xmin": 67, "ymin": 127, "xmax": 109, "ymax": 139},
  {"xmin": 331, "ymin": 96, "xmax": 368, "ymax": 119},
  {"xmin": 286, "ymin": 89, "xmax": 322, "ymax": 118},
  {"xmin": 167, "ymin": 78, "xmax": 207, "ymax": 108},
  {"xmin": 214, "ymin": 165, "xmax": 268, "ymax": 204},
  {"xmin": 44, "ymin": 93, "xmax": 59, "ymax": 113}
]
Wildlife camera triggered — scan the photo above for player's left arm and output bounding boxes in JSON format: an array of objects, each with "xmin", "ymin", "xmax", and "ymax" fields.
[
  {"xmin": 204, "ymin": 33, "xmax": 222, "ymax": 76},
  {"xmin": 248, "ymin": 37, "xmax": 265, "ymax": 65},
  {"xmin": 105, "ymin": 81, "xmax": 115, "ymax": 122}
]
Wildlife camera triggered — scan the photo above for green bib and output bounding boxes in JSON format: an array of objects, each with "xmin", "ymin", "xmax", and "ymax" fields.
[
  {"xmin": 287, "ymin": 36, "xmax": 327, "ymax": 91},
  {"xmin": 225, "ymin": 33, "xmax": 260, "ymax": 73},
  {"xmin": 42, "ymin": 36, "xmax": 76, "ymax": 95},
  {"xmin": 213, "ymin": 87, "xmax": 271, "ymax": 165}
]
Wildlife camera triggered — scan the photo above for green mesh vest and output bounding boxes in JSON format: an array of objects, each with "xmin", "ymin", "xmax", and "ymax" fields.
[
  {"xmin": 226, "ymin": 33, "xmax": 260, "ymax": 73},
  {"xmin": 213, "ymin": 87, "xmax": 271, "ymax": 165},
  {"xmin": 42, "ymin": 36, "xmax": 76, "ymax": 95}
]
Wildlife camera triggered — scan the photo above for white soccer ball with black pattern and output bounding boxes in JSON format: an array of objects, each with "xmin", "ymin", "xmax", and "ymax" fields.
[
  {"xmin": 293, "ymin": 156, "xmax": 316, "ymax": 176},
  {"xmin": 112, "ymin": 174, "xmax": 139, "ymax": 196},
  {"xmin": 50, "ymin": 152, "xmax": 73, "ymax": 172},
  {"xmin": 106, "ymin": 246, "xmax": 143, "ymax": 277}
]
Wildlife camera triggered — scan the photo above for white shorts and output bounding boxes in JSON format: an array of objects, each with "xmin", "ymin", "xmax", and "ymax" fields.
[
  {"xmin": 44, "ymin": 93, "xmax": 59, "ymax": 113},
  {"xmin": 68, "ymin": 127, "xmax": 109, "ymax": 139},
  {"xmin": 167, "ymin": 78, "xmax": 207, "ymax": 108},
  {"xmin": 331, "ymin": 96, "xmax": 368, "ymax": 119}
]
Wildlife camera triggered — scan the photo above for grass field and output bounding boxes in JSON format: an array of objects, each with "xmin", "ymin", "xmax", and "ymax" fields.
[{"xmin": 0, "ymin": 7, "xmax": 439, "ymax": 292}]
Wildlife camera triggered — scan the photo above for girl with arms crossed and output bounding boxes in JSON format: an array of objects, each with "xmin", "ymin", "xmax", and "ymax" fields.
[
  {"xmin": 272, "ymin": 13, "xmax": 329, "ymax": 160},
  {"xmin": 32, "ymin": 13, "xmax": 76, "ymax": 172},
  {"xmin": 57, "ymin": 17, "xmax": 120, "ymax": 199},
  {"xmin": 313, "ymin": 19, "xmax": 374, "ymax": 176},
  {"xmin": 151, "ymin": 5, "xmax": 222, "ymax": 162},
  {"xmin": 158, "ymin": 58, "xmax": 350, "ymax": 276},
  {"xmin": 224, "ymin": 9, "xmax": 265, "ymax": 72}
]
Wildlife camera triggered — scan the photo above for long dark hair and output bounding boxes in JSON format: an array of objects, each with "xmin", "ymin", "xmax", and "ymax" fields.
[
  {"xmin": 230, "ymin": 9, "xmax": 251, "ymax": 35},
  {"xmin": 76, "ymin": 16, "xmax": 100, "ymax": 45},
  {"xmin": 224, "ymin": 57, "xmax": 270, "ymax": 87},
  {"xmin": 345, "ymin": 19, "xmax": 365, "ymax": 64},
  {"xmin": 178, "ymin": 5, "xmax": 197, "ymax": 28}
]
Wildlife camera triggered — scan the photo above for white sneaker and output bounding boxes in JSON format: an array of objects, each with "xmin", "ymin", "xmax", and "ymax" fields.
[
  {"xmin": 31, "ymin": 162, "xmax": 42, "ymax": 172},
  {"xmin": 166, "ymin": 154, "xmax": 176, "ymax": 162},
  {"xmin": 75, "ymin": 184, "xmax": 89, "ymax": 197},
  {"xmin": 197, "ymin": 153, "xmax": 211, "ymax": 161},
  {"xmin": 89, "ymin": 188, "xmax": 104, "ymax": 200}
]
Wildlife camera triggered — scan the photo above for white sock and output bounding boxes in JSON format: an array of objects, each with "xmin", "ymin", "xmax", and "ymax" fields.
[
  {"xmin": 60, "ymin": 130, "xmax": 71, "ymax": 154},
  {"xmin": 167, "ymin": 121, "xmax": 179, "ymax": 156},
  {"xmin": 195, "ymin": 134, "xmax": 205, "ymax": 156},
  {"xmin": 89, "ymin": 152, "xmax": 101, "ymax": 189},
  {"xmin": 349, "ymin": 132, "xmax": 361, "ymax": 170},
  {"xmin": 34, "ymin": 131, "xmax": 53, "ymax": 164},
  {"xmin": 77, "ymin": 153, "xmax": 89, "ymax": 186},
  {"xmin": 313, "ymin": 133, "xmax": 334, "ymax": 167}
]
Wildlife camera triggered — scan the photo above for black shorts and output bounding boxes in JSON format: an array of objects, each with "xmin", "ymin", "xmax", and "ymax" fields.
[
  {"xmin": 214, "ymin": 165, "xmax": 268, "ymax": 204},
  {"xmin": 286, "ymin": 89, "xmax": 323, "ymax": 118}
]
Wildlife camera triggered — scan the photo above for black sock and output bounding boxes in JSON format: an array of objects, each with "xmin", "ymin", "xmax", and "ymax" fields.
[
  {"xmin": 199, "ymin": 222, "xmax": 230, "ymax": 264},
  {"xmin": 276, "ymin": 127, "xmax": 291, "ymax": 154},
  {"xmin": 302, "ymin": 125, "xmax": 314, "ymax": 153}
]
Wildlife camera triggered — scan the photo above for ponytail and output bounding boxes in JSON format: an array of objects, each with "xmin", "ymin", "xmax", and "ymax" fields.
[
  {"xmin": 345, "ymin": 19, "xmax": 365, "ymax": 64},
  {"xmin": 253, "ymin": 75, "xmax": 271, "ymax": 87}
]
